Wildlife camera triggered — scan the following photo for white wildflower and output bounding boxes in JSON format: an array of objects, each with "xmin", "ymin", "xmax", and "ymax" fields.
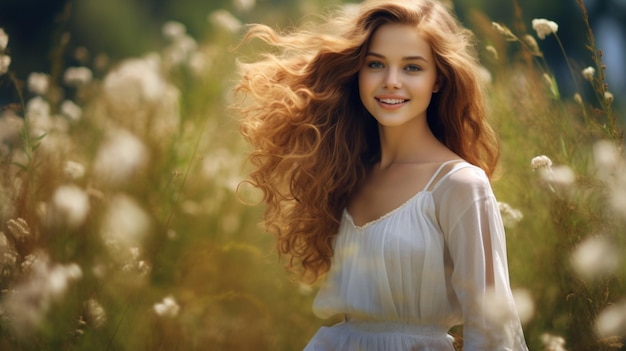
[
  {"xmin": 582, "ymin": 66, "xmax": 595, "ymax": 81},
  {"xmin": 0, "ymin": 28, "xmax": 8, "ymax": 50},
  {"xmin": 595, "ymin": 300, "xmax": 626, "ymax": 338},
  {"xmin": 593, "ymin": 140, "xmax": 621, "ymax": 181},
  {"xmin": 209, "ymin": 10, "xmax": 242, "ymax": 33},
  {"xmin": 233, "ymin": 0, "xmax": 255, "ymax": 12},
  {"xmin": 491, "ymin": 22, "xmax": 516, "ymax": 41},
  {"xmin": 27, "ymin": 73, "xmax": 50, "ymax": 95},
  {"xmin": 571, "ymin": 235, "xmax": 620, "ymax": 280},
  {"xmin": 530, "ymin": 155, "xmax": 553, "ymax": 170},
  {"xmin": 100, "ymin": 194, "xmax": 150, "ymax": 248},
  {"xmin": 63, "ymin": 160, "xmax": 85, "ymax": 180},
  {"xmin": 0, "ymin": 54, "xmax": 10, "ymax": 75},
  {"xmin": 523, "ymin": 34, "xmax": 540, "ymax": 55},
  {"xmin": 163, "ymin": 34, "xmax": 198, "ymax": 66},
  {"xmin": 60, "ymin": 99, "xmax": 82, "ymax": 122},
  {"xmin": 485, "ymin": 45, "xmax": 499, "ymax": 60},
  {"xmin": 85, "ymin": 299, "xmax": 107, "ymax": 328},
  {"xmin": 498, "ymin": 202, "xmax": 524, "ymax": 227},
  {"xmin": 541, "ymin": 165, "xmax": 575, "ymax": 186},
  {"xmin": 532, "ymin": 18, "xmax": 559, "ymax": 40},
  {"xmin": 512, "ymin": 289, "xmax": 535, "ymax": 325},
  {"xmin": 25, "ymin": 96, "xmax": 52, "ymax": 136},
  {"xmin": 102, "ymin": 55, "xmax": 169, "ymax": 113},
  {"xmin": 162, "ymin": 21, "xmax": 186, "ymax": 41},
  {"xmin": 2, "ymin": 252, "xmax": 82, "ymax": 334},
  {"xmin": 0, "ymin": 111, "xmax": 24, "ymax": 146},
  {"xmin": 574, "ymin": 93, "xmax": 583, "ymax": 105},
  {"xmin": 6, "ymin": 218, "xmax": 30, "ymax": 242},
  {"xmin": 93, "ymin": 129, "xmax": 149, "ymax": 186},
  {"xmin": 153, "ymin": 295, "xmax": 180, "ymax": 317},
  {"xmin": 541, "ymin": 333, "xmax": 567, "ymax": 351},
  {"xmin": 188, "ymin": 51, "xmax": 211, "ymax": 75},
  {"xmin": 63, "ymin": 66, "xmax": 93, "ymax": 86},
  {"xmin": 604, "ymin": 91, "xmax": 613, "ymax": 104},
  {"xmin": 51, "ymin": 185, "xmax": 90, "ymax": 229}
]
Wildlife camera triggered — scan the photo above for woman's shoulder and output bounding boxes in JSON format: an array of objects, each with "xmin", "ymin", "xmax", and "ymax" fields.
[{"xmin": 432, "ymin": 161, "xmax": 492, "ymax": 198}]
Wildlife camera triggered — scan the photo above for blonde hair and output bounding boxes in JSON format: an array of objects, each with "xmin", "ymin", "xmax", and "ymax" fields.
[{"xmin": 235, "ymin": 0, "xmax": 499, "ymax": 281}]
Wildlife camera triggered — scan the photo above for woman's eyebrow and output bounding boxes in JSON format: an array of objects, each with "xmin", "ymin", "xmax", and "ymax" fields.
[{"xmin": 365, "ymin": 52, "xmax": 429, "ymax": 62}]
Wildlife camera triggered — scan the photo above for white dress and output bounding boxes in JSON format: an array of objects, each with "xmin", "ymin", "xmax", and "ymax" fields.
[{"xmin": 304, "ymin": 161, "xmax": 529, "ymax": 351}]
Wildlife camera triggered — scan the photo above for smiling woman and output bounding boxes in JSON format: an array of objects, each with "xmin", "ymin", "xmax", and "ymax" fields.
[{"xmin": 234, "ymin": 0, "xmax": 529, "ymax": 350}]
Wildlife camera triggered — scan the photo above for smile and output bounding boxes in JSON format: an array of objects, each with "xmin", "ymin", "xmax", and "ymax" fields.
[{"xmin": 376, "ymin": 98, "xmax": 408, "ymax": 105}]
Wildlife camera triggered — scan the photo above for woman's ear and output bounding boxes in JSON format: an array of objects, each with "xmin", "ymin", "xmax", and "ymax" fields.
[{"xmin": 433, "ymin": 77, "xmax": 442, "ymax": 93}]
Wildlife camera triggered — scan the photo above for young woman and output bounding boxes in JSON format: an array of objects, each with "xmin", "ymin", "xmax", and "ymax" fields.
[{"xmin": 235, "ymin": 0, "xmax": 529, "ymax": 349}]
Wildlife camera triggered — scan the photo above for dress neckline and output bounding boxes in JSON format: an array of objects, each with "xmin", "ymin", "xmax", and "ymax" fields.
[{"xmin": 344, "ymin": 159, "xmax": 464, "ymax": 230}]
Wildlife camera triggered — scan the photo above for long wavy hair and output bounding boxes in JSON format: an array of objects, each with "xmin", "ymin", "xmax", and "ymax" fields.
[{"xmin": 235, "ymin": 0, "xmax": 499, "ymax": 282}]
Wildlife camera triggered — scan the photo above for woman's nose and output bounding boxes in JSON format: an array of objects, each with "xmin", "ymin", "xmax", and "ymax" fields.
[{"xmin": 383, "ymin": 69, "xmax": 401, "ymax": 89}]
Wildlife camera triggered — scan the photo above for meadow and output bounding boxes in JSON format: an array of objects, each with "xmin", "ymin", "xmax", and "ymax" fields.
[{"xmin": 0, "ymin": 0, "xmax": 624, "ymax": 350}]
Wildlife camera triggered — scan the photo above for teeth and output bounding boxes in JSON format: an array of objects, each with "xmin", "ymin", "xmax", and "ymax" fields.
[{"xmin": 379, "ymin": 98, "xmax": 406, "ymax": 104}]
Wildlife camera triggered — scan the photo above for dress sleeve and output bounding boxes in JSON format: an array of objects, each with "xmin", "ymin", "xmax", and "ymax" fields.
[{"xmin": 434, "ymin": 166, "xmax": 528, "ymax": 351}]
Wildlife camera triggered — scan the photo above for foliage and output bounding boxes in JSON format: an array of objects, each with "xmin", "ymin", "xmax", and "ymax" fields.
[{"xmin": 0, "ymin": 0, "xmax": 623, "ymax": 350}]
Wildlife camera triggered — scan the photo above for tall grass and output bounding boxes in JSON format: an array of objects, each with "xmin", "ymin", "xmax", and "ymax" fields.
[{"xmin": 0, "ymin": 1, "xmax": 623, "ymax": 350}]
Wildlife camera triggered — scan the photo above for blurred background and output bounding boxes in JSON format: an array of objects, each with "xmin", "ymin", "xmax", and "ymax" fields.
[
  {"xmin": 0, "ymin": 0, "xmax": 625, "ymax": 351},
  {"xmin": 0, "ymin": 0, "xmax": 624, "ymax": 105}
]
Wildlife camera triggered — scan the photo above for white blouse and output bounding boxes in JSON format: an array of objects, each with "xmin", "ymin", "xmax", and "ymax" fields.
[{"xmin": 304, "ymin": 161, "xmax": 529, "ymax": 351}]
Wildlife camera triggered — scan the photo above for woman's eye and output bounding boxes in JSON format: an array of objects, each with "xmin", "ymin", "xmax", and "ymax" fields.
[
  {"xmin": 405, "ymin": 64, "xmax": 422, "ymax": 72},
  {"xmin": 367, "ymin": 61, "xmax": 384, "ymax": 69}
]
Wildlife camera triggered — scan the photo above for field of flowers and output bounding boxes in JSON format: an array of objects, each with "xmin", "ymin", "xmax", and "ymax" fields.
[{"xmin": 0, "ymin": 0, "xmax": 624, "ymax": 350}]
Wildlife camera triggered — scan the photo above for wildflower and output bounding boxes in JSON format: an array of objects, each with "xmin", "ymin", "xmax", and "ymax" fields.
[
  {"xmin": 85, "ymin": 299, "xmax": 107, "ymax": 328},
  {"xmin": 604, "ymin": 91, "xmax": 614, "ymax": 104},
  {"xmin": 59, "ymin": 99, "xmax": 82, "ymax": 122},
  {"xmin": 595, "ymin": 300, "xmax": 626, "ymax": 338},
  {"xmin": 498, "ymin": 202, "xmax": 524, "ymax": 227},
  {"xmin": 530, "ymin": 155, "xmax": 553, "ymax": 170},
  {"xmin": 25, "ymin": 96, "xmax": 52, "ymax": 136},
  {"xmin": 2, "ymin": 252, "xmax": 82, "ymax": 335},
  {"xmin": 153, "ymin": 295, "xmax": 180, "ymax": 317},
  {"xmin": 485, "ymin": 45, "xmax": 498, "ymax": 60},
  {"xmin": 571, "ymin": 235, "xmax": 620, "ymax": 281},
  {"xmin": 541, "ymin": 165, "xmax": 576, "ymax": 186},
  {"xmin": 163, "ymin": 34, "xmax": 198, "ymax": 66},
  {"xmin": 6, "ymin": 218, "xmax": 30, "ymax": 242},
  {"xmin": 512, "ymin": 289, "xmax": 535, "ymax": 325},
  {"xmin": 63, "ymin": 66, "xmax": 93, "ymax": 86},
  {"xmin": 51, "ymin": 185, "xmax": 90, "ymax": 229},
  {"xmin": 0, "ymin": 28, "xmax": 8, "ymax": 50},
  {"xmin": 522, "ymin": 34, "xmax": 541, "ymax": 56},
  {"xmin": 93, "ymin": 129, "xmax": 149, "ymax": 186},
  {"xmin": 27, "ymin": 73, "xmax": 49, "ymax": 95},
  {"xmin": 582, "ymin": 66, "xmax": 595, "ymax": 81},
  {"xmin": 100, "ymin": 194, "xmax": 150, "ymax": 248},
  {"xmin": 593, "ymin": 140, "xmax": 621, "ymax": 180},
  {"xmin": 0, "ymin": 232, "xmax": 18, "ymax": 271},
  {"xmin": 162, "ymin": 21, "xmax": 186, "ymax": 41},
  {"xmin": 491, "ymin": 22, "xmax": 516, "ymax": 41},
  {"xmin": 103, "ymin": 55, "xmax": 167, "ymax": 105},
  {"xmin": 188, "ymin": 51, "xmax": 211, "ymax": 75},
  {"xmin": 531, "ymin": 18, "xmax": 559, "ymax": 40},
  {"xmin": 63, "ymin": 160, "xmax": 85, "ymax": 180},
  {"xmin": 0, "ymin": 111, "xmax": 24, "ymax": 146},
  {"xmin": 574, "ymin": 93, "xmax": 583, "ymax": 105},
  {"xmin": 209, "ymin": 9, "xmax": 242, "ymax": 33},
  {"xmin": 233, "ymin": 0, "xmax": 255, "ymax": 12},
  {"xmin": 0, "ymin": 54, "xmax": 11, "ymax": 75},
  {"xmin": 541, "ymin": 333, "xmax": 567, "ymax": 351}
]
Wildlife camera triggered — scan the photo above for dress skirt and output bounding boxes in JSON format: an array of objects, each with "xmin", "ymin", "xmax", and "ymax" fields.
[{"xmin": 303, "ymin": 319, "xmax": 455, "ymax": 351}]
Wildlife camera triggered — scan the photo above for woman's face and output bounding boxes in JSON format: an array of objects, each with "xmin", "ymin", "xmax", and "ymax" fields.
[{"xmin": 358, "ymin": 23, "xmax": 439, "ymax": 129}]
